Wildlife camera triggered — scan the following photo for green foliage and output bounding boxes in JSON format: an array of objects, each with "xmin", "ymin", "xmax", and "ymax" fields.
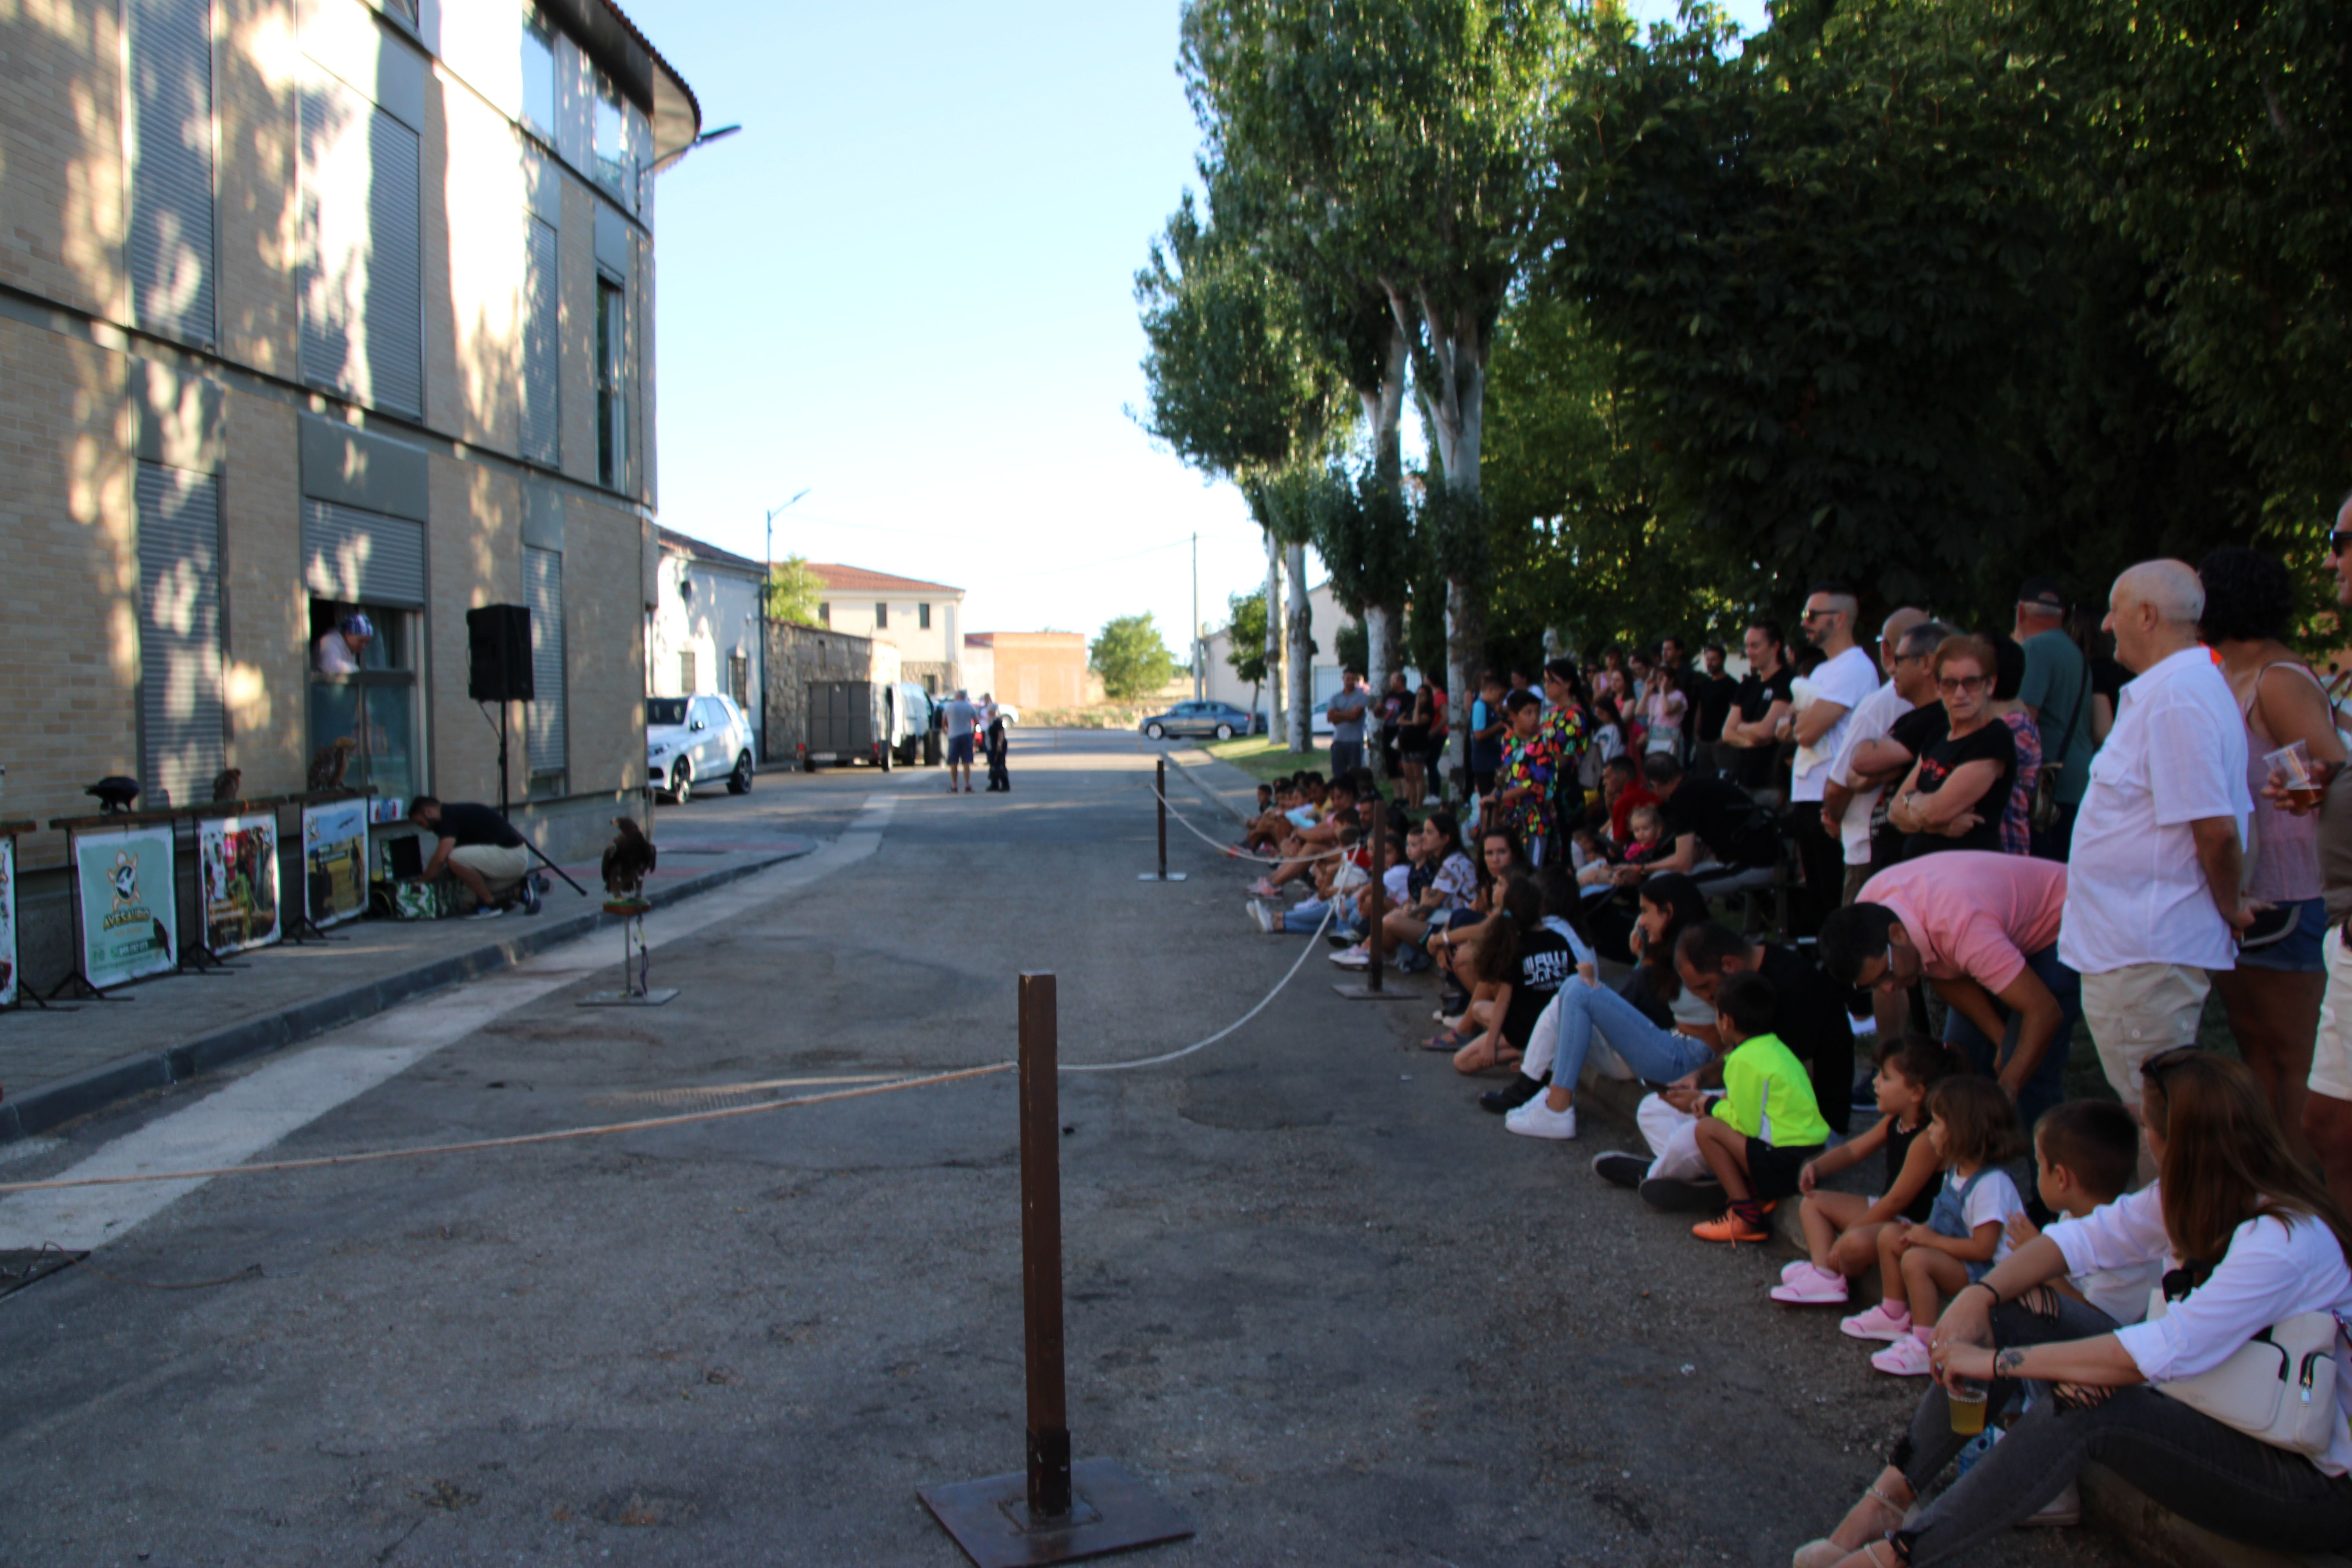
[
  {"xmin": 1335, "ymin": 617, "xmax": 1368, "ymax": 675},
  {"xmin": 1224, "ymin": 591, "xmax": 1271, "ymax": 686},
  {"xmin": 1091, "ymin": 613, "xmax": 1180, "ymax": 701},
  {"xmin": 765, "ymin": 556, "xmax": 824, "ymax": 626}
]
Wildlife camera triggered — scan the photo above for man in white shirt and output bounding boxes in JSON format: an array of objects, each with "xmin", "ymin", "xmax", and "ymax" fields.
[
  {"xmin": 1790, "ymin": 585, "xmax": 1883, "ymax": 931},
  {"xmin": 314, "ymin": 612, "xmax": 373, "ymax": 674},
  {"xmin": 1820, "ymin": 608, "xmax": 1931, "ymax": 904},
  {"xmin": 2060, "ymin": 560, "xmax": 2252, "ymax": 1107}
]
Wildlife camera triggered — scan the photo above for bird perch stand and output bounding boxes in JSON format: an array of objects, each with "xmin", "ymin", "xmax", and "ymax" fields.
[{"xmin": 579, "ymin": 897, "xmax": 674, "ymax": 1006}]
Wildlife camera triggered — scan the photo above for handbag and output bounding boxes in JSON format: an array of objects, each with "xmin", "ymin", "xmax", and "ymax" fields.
[
  {"xmin": 2144, "ymin": 1285, "xmax": 2343, "ymax": 1456},
  {"xmin": 2029, "ymin": 646, "xmax": 2089, "ymax": 833}
]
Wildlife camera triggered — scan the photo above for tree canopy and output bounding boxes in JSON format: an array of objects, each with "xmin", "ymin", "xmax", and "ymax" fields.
[{"xmin": 1092, "ymin": 613, "xmax": 1180, "ymax": 701}]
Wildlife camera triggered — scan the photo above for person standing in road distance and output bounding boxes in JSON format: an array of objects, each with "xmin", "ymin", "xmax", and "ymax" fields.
[
  {"xmin": 983, "ymin": 696, "xmax": 1011, "ymax": 793},
  {"xmin": 941, "ymin": 688, "xmax": 979, "ymax": 794},
  {"xmin": 1327, "ymin": 669, "xmax": 1369, "ymax": 779}
]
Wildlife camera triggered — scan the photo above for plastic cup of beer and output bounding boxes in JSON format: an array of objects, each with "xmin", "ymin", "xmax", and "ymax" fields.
[
  {"xmin": 2268, "ymin": 740, "xmax": 2322, "ymax": 810},
  {"xmin": 1948, "ymin": 1374, "xmax": 1989, "ymax": 1436}
]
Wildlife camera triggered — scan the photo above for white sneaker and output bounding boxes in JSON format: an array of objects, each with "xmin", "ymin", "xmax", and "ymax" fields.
[
  {"xmin": 1329, "ymin": 946, "xmax": 1370, "ymax": 968},
  {"xmin": 1505, "ymin": 1099, "xmax": 1577, "ymax": 1140},
  {"xmin": 1245, "ymin": 900, "xmax": 1275, "ymax": 933}
]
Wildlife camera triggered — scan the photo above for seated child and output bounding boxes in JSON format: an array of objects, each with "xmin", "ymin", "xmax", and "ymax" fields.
[
  {"xmin": 1249, "ymin": 825, "xmax": 1365, "ymax": 934},
  {"xmin": 1448, "ymin": 875, "xmax": 1572, "ymax": 1075},
  {"xmin": 1690, "ymin": 971, "xmax": 1832, "ymax": 1244},
  {"xmin": 1839, "ymin": 1074, "xmax": 2025, "ymax": 1376},
  {"xmin": 1251, "ymin": 776, "xmax": 1357, "ymax": 897},
  {"xmin": 2004, "ymin": 1098, "xmax": 2159, "ymax": 1325},
  {"xmin": 1619, "ymin": 804, "xmax": 1671, "ymax": 869},
  {"xmin": 1771, "ymin": 1036, "xmax": 1962, "ymax": 1304}
]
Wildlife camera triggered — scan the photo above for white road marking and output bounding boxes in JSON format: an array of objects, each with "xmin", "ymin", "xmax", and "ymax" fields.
[{"xmin": 0, "ymin": 797, "xmax": 897, "ymax": 1254}]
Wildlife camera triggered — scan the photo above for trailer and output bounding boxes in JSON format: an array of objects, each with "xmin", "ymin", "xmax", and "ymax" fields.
[{"xmin": 797, "ymin": 680, "xmax": 936, "ymax": 771}]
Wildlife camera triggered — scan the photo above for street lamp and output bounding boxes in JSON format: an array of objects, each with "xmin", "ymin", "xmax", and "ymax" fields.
[{"xmin": 759, "ymin": 488, "xmax": 812, "ymax": 765}]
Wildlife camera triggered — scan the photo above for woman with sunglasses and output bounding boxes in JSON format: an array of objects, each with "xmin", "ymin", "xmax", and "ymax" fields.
[
  {"xmin": 1886, "ymin": 635, "xmax": 2016, "ymax": 860},
  {"xmin": 1793, "ymin": 1049, "xmax": 2352, "ymax": 1566}
]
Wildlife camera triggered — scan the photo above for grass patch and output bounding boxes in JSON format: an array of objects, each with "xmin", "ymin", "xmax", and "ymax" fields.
[{"xmin": 1204, "ymin": 735, "xmax": 1330, "ymax": 786}]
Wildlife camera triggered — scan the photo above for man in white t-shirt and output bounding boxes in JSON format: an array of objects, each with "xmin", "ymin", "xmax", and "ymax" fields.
[
  {"xmin": 2060, "ymin": 559, "xmax": 2251, "ymax": 1109},
  {"xmin": 941, "ymin": 689, "xmax": 980, "ymax": 794},
  {"xmin": 1790, "ymin": 585, "xmax": 1883, "ymax": 931},
  {"xmin": 1822, "ymin": 613, "xmax": 1938, "ymax": 904}
]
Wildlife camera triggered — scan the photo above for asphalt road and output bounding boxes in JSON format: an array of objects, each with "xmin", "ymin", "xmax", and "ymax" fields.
[{"xmin": 0, "ymin": 733, "xmax": 2129, "ymax": 1567}]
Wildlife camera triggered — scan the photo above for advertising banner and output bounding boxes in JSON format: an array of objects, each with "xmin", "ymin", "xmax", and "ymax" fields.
[
  {"xmin": 74, "ymin": 823, "xmax": 178, "ymax": 989},
  {"xmin": 198, "ymin": 813, "xmax": 280, "ymax": 956},
  {"xmin": 303, "ymin": 798, "xmax": 368, "ymax": 929},
  {"xmin": 0, "ymin": 836, "xmax": 17, "ymax": 1007}
]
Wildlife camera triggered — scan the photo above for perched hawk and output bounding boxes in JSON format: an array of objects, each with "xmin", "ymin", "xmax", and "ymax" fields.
[
  {"xmin": 307, "ymin": 737, "xmax": 356, "ymax": 793},
  {"xmin": 602, "ymin": 817, "xmax": 656, "ymax": 899},
  {"xmin": 211, "ymin": 767, "xmax": 243, "ymax": 803}
]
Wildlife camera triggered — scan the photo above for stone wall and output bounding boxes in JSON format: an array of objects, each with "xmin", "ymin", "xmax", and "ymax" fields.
[{"xmin": 762, "ymin": 622, "xmax": 902, "ymax": 764}]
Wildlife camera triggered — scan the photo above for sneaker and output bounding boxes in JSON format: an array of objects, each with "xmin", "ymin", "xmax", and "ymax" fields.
[
  {"xmin": 1504, "ymin": 1099, "xmax": 1577, "ymax": 1140},
  {"xmin": 1393, "ymin": 944, "xmax": 1431, "ymax": 974},
  {"xmin": 519, "ymin": 876, "xmax": 542, "ymax": 915},
  {"xmin": 1770, "ymin": 1265, "xmax": 1850, "ymax": 1305},
  {"xmin": 1479, "ymin": 1074, "xmax": 1547, "ymax": 1115},
  {"xmin": 1591, "ymin": 1151, "xmax": 1649, "ymax": 1189},
  {"xmin": 1840, "ymin": 1303, "xmax": 1915, "ymax": 1343},
  {"xmin": 1638, "ymin": 1174, "xmax": 1726, "ymax": 1212},
  {"xmin": 465, "ymin": 904, "xmax": 506, "ymax": 921},
  {"xmin": 1870, "ymin": 1335, "xmax": 1935, "ymax": 1377},
  {"xmin": 1329, "ymin": 946, "xmax": 1370, "ymax": 969},
  {"xmin": 2019, "ymin": 1482, "xmax": 2080, "ymax": 1529},
  {"xmin": 1245, "ymin": 901, "xmax": 1277, "ymax": 934},
  {"xmin": 1248, "ymin": 878, "xmax": 1281, "ymax": 898},
  {"xmin": 1692, "ymin": 1209, "xmax": 1771, "ymax": 1244}
]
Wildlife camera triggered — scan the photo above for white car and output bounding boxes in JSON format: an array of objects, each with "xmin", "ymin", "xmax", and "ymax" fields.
[{"xmin": 648, "ymin": 693, "xmax": 755, "ymax": 802}]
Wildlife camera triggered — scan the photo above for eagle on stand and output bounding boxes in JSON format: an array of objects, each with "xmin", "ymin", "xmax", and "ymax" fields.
[{"xmin": 602, "ymin": 817, "xmax": 656, "ymax": 900}]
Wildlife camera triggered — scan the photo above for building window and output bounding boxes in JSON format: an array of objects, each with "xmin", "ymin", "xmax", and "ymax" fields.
[
  {"xmin": 874, "ymin": 601, "xmax": 889, "ymax": 630},
  {"xmin": 521, "ymin": 214, "xmax": 559, "ymax": 465},
  {"xmin": 679, "ymin": 649, "xmax": 697, "ymax": 693},
  {"xmin": 138, "ymin": 462, "xmax": 225, "ymax": 807},
  {"xmin": 127, "ymin": 0, "xmax": 216, "ymax": 347},
  {"xmin": 519, "ymin": 5, "xmax": 556, "ymax": 137},
  {"xmin": 728, "ymin": 652, "xmax": 748, "ymax": 708},
  {"xmin": 596, "ymin": 277, "xmax": 626, "ymax": 487},
  {"xmin": 593, "ymin": 73, "xmax": 629, "ymax": 196},
  {"xmin": 918, "ymin": 602, "xmax": 931, "ymax": 630},
  {"xmin": 922, "ymin": 673, "xmax": 937, "ymax": 695},
  {"xmin": 817, "ymin": 602, "xmax": 830, "ymax": 628},
  {"xmin": 298, "ymin": 77, "xmax": 423, "ymax": 414},
  {"xmin": 524, "ymin": 546, "xmax": 566, "ymax": 785},
  {"xmin": 309, "ymin": 599, "xmax": 419, "ymax": 804}
]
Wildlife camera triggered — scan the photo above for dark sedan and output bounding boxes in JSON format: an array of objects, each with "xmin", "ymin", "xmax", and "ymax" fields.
[{"xmin": 1139, "ymin": 700, "xmax": 1264, "ymax": 741}]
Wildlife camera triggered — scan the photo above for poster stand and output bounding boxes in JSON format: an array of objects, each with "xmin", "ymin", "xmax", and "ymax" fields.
[
  {"xmin": 42, "ymin": 808, "xmax": 187, "ymax": 1001},
  {"xmin": 0, "ymin": 820, "xmax": 42, "ymax": 1011},
  {"xmin": 168, "ymin": 810, "xmax": 239, "ymax": 979},
  {"xmin": 281, "ymin": 789, "xmax": 372, "ymax": 944},
  {"xmin": 189, "ymin": 795, "xmax": 291, "ymax": 967}
]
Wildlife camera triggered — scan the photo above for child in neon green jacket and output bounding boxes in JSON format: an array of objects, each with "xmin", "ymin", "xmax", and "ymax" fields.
[{"xmin": 1690, "ymin": 969, "xmax": 1830, "ymax": 1245}]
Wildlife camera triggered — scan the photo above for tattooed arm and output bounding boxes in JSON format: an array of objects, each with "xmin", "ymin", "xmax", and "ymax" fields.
[{"xmin": 1942, "ymin": 1336, "xmax": 2144, "ymax": 1388}]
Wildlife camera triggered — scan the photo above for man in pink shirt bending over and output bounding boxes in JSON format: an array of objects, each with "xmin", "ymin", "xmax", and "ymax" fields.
[{"xmin": 1816, "ymin": 852, "xmax": 2080, "ymax": 1131}]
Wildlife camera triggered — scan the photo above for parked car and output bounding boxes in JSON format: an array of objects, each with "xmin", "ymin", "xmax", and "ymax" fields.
[
  {"xmin": 648, "ymin": 693, "xmax": 755, "ymax": 802},
  {"xmin": 1139, "ymin": 700, "xmax": 1262, "ymax": 741},
  {"xmin": 991, "ymin": 704, "xmax": 1020, "ymax": 727}
]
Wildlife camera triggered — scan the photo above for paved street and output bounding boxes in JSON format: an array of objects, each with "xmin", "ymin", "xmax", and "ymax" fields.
[{"xmin": 0, "ymin": 735, "xmax": 2125, "ymax": 1567}]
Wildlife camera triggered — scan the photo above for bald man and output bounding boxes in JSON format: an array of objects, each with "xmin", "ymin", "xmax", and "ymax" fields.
[
  {"xmin": 1820, "ymin": 607, "xmax": 1932, "ymax": 904},
  {"xmin": 2059, "ymin": 559, "xmax": 2252, "ymax": 1112}
]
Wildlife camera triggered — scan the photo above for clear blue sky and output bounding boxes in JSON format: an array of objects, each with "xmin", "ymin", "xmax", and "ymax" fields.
[{"xmin": 628, "ymin": 0, "xmax": 1768, "ymax": 656}]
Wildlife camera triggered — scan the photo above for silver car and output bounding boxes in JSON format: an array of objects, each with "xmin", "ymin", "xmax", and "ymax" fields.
[{"xmin": 648, "ymin": 693, "xmax": 755, "ymax": 802}]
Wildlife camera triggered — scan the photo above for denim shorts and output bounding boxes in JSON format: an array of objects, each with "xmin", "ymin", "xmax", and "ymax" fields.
[{"xmin": 2237, "ymin": 895, "xmax": 2327, "ymax": 974}]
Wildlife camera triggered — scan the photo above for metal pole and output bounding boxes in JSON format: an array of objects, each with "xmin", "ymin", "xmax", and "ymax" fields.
[
  {"xmin": 1018, "ymin": 973, "xmax": 1071, "ymax": 1522},
  {"xmin": 1365, "ymin": 794, "xmax": 1387, "ymax": 994},
  {"xmin": 1156, "ymin": 758, "xmax": 1169, "ymax": 880},
  {"xmin": 1191, "ymin": 532, "xmax": 1200, "ymax": 701}
]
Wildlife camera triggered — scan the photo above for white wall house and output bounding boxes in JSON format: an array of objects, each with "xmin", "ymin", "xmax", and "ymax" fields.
[
  {"xmin": 804, "ymin": 564, "xmax": 966, "ymax": 693},
  {"xmin": 1202, "ymin": 580, "xmax": 1352, "ymax": 717},
  {"xmin": 651, "ymin": 527, "xmax": 765, "ymax": 738}
]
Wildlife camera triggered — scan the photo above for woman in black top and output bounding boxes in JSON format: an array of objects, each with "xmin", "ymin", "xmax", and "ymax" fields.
[
  {"xmin": 1888, "ymin": 634, "xmax": 2014, "ymax": 859},
  {"xmin": 1453, "ymin": 875, "xmax": 1573, "ymax": 1074}
]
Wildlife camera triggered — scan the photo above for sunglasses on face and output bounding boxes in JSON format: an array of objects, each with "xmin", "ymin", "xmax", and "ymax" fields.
[{"xmin": 1937, "ymin": 675, "xmax": 1990, "ymax": 695}]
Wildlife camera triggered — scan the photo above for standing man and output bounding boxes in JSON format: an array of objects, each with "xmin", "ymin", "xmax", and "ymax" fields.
[
  {"xmin": 1821, "ymin": 610, "xmax": 1933, "ymax": 905},
  {"xmin": 407, "ymin": 796, "xmax": 538, "ymax": 918},
  {"xmin": 1820, "ymin": 852, "xmax": 2079, "ymax": 1130},
  {"xmin": 1327, "ymin": 669, "xmax": 1369, "ymax": 780},
  {"xmin": 2060, "ymin": 560, "xmax": 2251, "ymax": 1112},
  {"xmin": 2014, "ymin": 577, "xmax": 2094, "ymax": 861},
  {"xmin": 1377, "ymin": 671, "xmax": 1410, "ymax": 780},
  {"xmin": 1689, "ymin": 643, "xmax": 1741, "ymax": 776},
  {"xmin": 1468, "ymin": 671, "xmax": 1507, "ymax": 799},
  {"xmin": 1789, "ymin": 586, "xmax": 1886, "ymax": 932},
  {"xmin": 983, "ymin": 694, "xmax": 1011, "ymax": 792},
  {"xmin": 1659, "ymin": 635, "xmax": 1688, "ymax": 673},
  {"xmin": 942, "ymin": 688, "xmax": 979, "ymax": 794},
  {"xmin": 1719, "ymin": 621, "xmax": 1796, "ymax": 799}
]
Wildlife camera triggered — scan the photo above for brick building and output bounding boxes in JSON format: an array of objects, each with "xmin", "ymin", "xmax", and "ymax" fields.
[
  {"xmin": 0, "ymin": 0, "xmax": 699, "ymax": 904},
  {"xmin": 968, "ymin": 632, "xmax": 1093, "ymax": 711}
]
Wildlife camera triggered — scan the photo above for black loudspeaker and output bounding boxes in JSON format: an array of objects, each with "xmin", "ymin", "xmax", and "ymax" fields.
[{"xmin": 466, "ymin": 604, "xmax": 534, "ymax": 702}]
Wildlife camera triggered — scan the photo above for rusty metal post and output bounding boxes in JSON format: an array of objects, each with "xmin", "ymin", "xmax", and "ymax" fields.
[
  {"xmin": 1019, "ymin": 972, "xmax": 1072, "ymax": 1521},
  {"xmin": 1138, "ymin": 757, "xmax": 1186, "ymax": 881}
]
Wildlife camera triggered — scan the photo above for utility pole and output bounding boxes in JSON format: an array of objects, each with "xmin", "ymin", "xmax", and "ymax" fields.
[
  {"xmin": 760, "ymin": 487, "xmax": 811, "ymax": 765},
  {"xmin": 1191, "ymin": 532, "xmax": 1201, "ymax": 701}
]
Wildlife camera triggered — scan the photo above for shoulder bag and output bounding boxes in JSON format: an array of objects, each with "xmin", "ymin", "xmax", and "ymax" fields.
[
  {"xmin": 2029, "ymin": 644, "xmax": 2089, "ymax": 833},
  {"xmin": 2144, "ymin": 1286, "xmax": 2342, "ymax": 1456}
]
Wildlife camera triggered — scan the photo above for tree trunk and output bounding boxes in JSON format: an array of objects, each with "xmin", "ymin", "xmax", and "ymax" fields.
[
  {"xmin": 1416, "ymin": 296, "xmax": 1486, "ymax": 793},
  {"xmin": 1359, "ymin": 320, "xmax": 1410, "ymax": 783},
  {"xmin": 1286, "ymin": 541, "xmax": 1312, "ymax": 753},
  {"xmin": 1264, "ymin": 532, "xmax": 1284, "ymax": 740},
  {"xmin": 1363, "ymin": 603, "xmax": 1393, "ymax": 782}
]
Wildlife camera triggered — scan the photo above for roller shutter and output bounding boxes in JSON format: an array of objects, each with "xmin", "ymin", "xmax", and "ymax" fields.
[
  {"xmin": 298, "ymin": 77, "xmax": 423, "ymax": 415},
  {"xmin": 126, "ymin": 0, "xmax": 215, "ymax": 345},
  {"xmin": 137, "ymin": 461, "xmax": 225, "ymax": 807},
  {"xmin": 303, "ymin": 498, "xmax": 425, "ymax": 607},
  {"xmin": 524, "ymin": 546, "xmax": 565, "ymax": 774},
  {"xmin": 521, "ymin": 216, "xmax": 560, "ymax": 465}
]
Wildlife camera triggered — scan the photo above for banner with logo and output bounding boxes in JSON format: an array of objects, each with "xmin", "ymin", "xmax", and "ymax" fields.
[
  {"xmin": 303, "ymin": 798, "xmax": 369, "ymax": 929},
  {"xmin": 74, "ymin": 823, "xmax": 177, "ymax": 989},
  {"xmin": 0, "ymin": 836, "xmax": 18, "ymax": 1007},
  {"xmin": 198, "ymin": 813, "xmax": 280, "ymax": 956}
]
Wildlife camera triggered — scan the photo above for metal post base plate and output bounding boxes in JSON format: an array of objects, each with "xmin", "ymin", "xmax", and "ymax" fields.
[
  {"xmin": 919, "ymin": 1457, "xmax": 1192, "ymax": 1568},
  {"xmin": 1135, "ymin": 872, "xmax": 1187, "ymax": 881},
  {"xmin": 577, "ymin": 987, "xmax": 678, "ymax": 1007},
  {"xmin": 1330, "ymin": 982, "xmax": 1414, "ymax": 1000}
]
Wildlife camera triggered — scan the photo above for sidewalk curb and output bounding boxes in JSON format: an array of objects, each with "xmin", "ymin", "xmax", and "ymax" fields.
[{"xmin": 0, "ymin": 845, "xmax": 815, "ymax": 1146}]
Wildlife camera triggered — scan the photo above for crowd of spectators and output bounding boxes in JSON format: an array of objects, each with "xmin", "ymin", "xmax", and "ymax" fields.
[{"xmin": 1227, "ymin": 532, "xmax": 2352, "ymax": 1563}]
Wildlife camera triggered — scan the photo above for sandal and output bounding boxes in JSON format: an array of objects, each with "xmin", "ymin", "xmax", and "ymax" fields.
[{"xmin": 1422, "ymin": 1027, "xmax": 1472, "ymax": 1052}]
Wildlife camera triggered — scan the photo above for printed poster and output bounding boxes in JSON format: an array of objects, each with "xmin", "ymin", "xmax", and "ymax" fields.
[
  {"xmin": 303, "ymin": 798, "xmax": 369, "ymax": 929},
  {"xmin": 198, "ymin": 813, "xmax": 280, "ymax": 956},
  {"xmin": 0, "ymin": 836, "xmax": 17, "ymax": 1007},
  {"xmin": 74, "ymin": 823, "xmax": 178, "ymax": 989}
]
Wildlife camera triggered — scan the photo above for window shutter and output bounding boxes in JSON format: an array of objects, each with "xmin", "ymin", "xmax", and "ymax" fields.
[
  {"xmin": 137, "ymin": 461, "xmax": 225, "ymax": 806},
  {"xmin": 521, "ymin": 215, "xmax": 560, "ymax": 465},
  {"xmin": 524, "ymin": 546, "xmax": 565, "ymax": 774},
  {"xmin": 299, "ymin": 78, "xmax": 423, "ymax": 414},
  {"xmin": 127, "ymin": 0, "xmax": 215, "ymax": 345},
  {"xmin": 303, "ymin": 498, "xmax": 425, "ymax": 607}
]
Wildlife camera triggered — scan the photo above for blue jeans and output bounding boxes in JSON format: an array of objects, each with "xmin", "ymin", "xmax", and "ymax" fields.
[
  {"xmin": 1531, "ymin": 979, "xmax": 1716, "ymax": 1091},
  {"xmin": 1941, "ymin": 942, "xmax": 2078, "ymax": 1131},
  {"xmin": 1282, "ymin": 898, "xmax": 1331, "ymax": 934}
]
